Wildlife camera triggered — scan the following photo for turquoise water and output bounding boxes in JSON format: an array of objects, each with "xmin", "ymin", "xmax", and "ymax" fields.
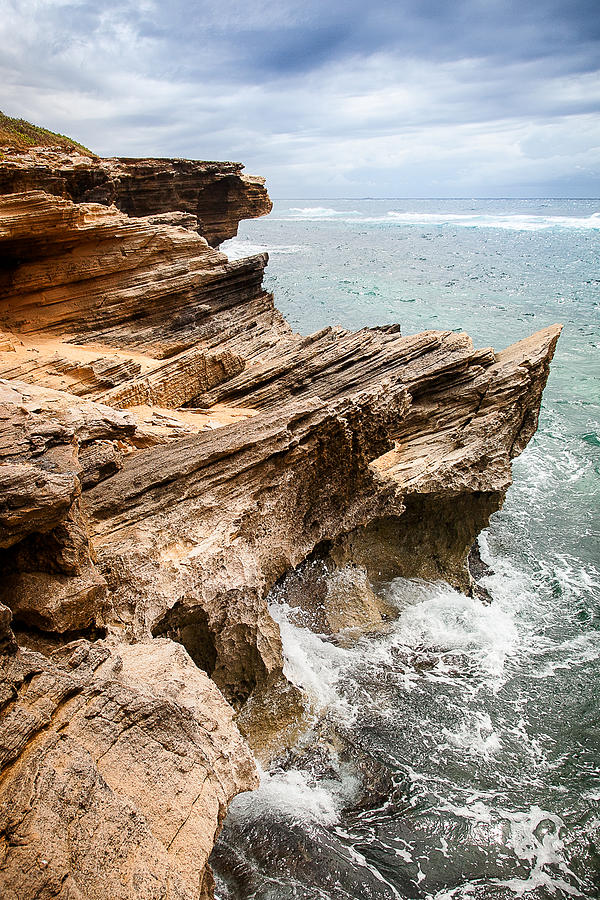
[{"xmin": 213, "ymin": 200, "xmax": 600, "ymax": 899}]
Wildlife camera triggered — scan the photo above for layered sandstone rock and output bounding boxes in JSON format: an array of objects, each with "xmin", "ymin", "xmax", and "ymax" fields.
[
  {"xmin": 0, "ymin": 148, "xmax": 272, "ymax": 246},
  {"xmin": 0, "ymin": 155, "xmax": 562, "ymax": 900},
  {"xmin": 0, "ymin": 191, "xmax": 286, "ymax": 360},
  {"xmin": 331, "ymin": 323, "xmax": 562, "ymax": 590},
  {"xmin": 86, "ymin": 384, "xmax": 409, "ymax": 702}
]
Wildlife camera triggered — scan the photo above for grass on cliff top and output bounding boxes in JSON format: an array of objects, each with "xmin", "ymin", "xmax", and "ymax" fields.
[{"xmin": 0, "ymin": 111, "xmax": 95, "ymax": 156}]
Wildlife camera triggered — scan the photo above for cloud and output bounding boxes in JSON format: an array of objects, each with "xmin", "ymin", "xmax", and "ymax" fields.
[{"xmin": 0, "ymin": 0, "xmax": 599, "ymax": 195}]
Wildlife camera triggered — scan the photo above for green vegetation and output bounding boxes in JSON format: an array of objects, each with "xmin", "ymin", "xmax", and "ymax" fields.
[{"xmin": 0, "ymin": 111, "xmax": 95, "ymax": 155}]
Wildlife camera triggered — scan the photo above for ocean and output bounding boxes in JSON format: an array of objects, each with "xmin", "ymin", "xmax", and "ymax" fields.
[{"xmin": 213, "ymin": 199, "xmax": 600, "ymax": 899}]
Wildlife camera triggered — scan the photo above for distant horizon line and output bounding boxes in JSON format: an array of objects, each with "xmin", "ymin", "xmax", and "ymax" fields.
[{"xmin": 270, "ymin": 197, "xmax": 600, "ymax": 201}]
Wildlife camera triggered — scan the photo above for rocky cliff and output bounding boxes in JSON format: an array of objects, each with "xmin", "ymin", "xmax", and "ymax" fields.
[
  {"xmin": 0, "ymin": 148, "xmax": 561, "ymax": 899},
  {"xmin": 0, "ymin": 148, "xmax": 272, "ymax": 246}
]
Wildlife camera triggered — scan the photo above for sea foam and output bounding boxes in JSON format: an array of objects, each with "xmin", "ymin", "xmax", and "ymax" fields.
[
  {"xmin": 384, "ymin": 211, "xmax": 600, "ymax": 230},
  {"xmin": 279, "ymin": 208, "xmax": 600, "ymax": 230},
  {"xmin": 222, "ymin": 238, "xmax": 305, "ymax": 260}
]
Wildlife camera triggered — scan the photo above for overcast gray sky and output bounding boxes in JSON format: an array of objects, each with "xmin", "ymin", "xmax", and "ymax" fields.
[{"xmin": 1, "ymin": 0, "xmax": 599, "ymax": 196}]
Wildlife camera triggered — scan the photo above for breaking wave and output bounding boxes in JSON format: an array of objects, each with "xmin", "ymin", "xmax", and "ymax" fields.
[
  {"xmin": 279, "ymin": 208, "xmax": 600, "ymax": 230},
  {"xmin": 288, "ymin": 206, "xmax": 361, "ymax": 218},
  {"xmin": 222, "ymin": 238, "xmax": 305, "ymax": 260},
  {"xmin": 215, "ymin": 542, "xmax": 599, "ymax": 899},
  {"xmin": 212, "ymin": 197, "xmax": 600, "ymax": 899},
  {"xmin": 384, "ymin": 211, "xmax": 600, "ymax": 231}
]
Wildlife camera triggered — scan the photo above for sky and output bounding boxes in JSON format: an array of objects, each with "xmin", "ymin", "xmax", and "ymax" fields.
[{"xmin": 1, "ymin": 0, "xmax": 599, "ymax": 197}]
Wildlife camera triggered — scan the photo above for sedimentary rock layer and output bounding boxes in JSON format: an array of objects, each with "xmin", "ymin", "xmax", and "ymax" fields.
[
  {"xmin": 0, "ymin": 156, "xmax": 562, "ymax": 900},
  {"xmin": 0, "ymin": 191, "xmax": 289, "ymax": 364},
  {"xmin": 0, "ymin": 148, "xmax": 272, "ymax": 246}
]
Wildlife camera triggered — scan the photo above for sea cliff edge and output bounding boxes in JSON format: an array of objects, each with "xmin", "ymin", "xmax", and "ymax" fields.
[{"xmin": 0, "ymin": 146, "xmax": 561, "ymax": 899}]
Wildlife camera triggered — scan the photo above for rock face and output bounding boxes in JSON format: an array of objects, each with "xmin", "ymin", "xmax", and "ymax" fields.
[
  {"xmin": 86, "ymin": 386, "xmax": 409, "ymax": 702},
  {"xmin": 332, "ymin": 324, "xmax": 562, "ymax": 590},
  {"xmin": 0, "ymin": 639, "xmax": 257, "ymax": 900},
  {"xmin": 0, "ymin": 191, "xmax": 283, "ymax": 360},
  {"xmin": 0, "ymin": 148, "xmax": 272, "ymax": 246},
  {"xmin": 0, "ymin": 148, "xmax": 562, "ymax": 899},
  {"xmin": 0, "ymin": 378, "xmax": 135, "ymax": 636}
]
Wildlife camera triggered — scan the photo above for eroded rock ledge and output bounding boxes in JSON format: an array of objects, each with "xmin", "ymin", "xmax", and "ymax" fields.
[
  {"xmin": 0, "ymin": 147, "xmax": 272, "ymax": 246},
  {"xmin": 0, "ymin": 153, "xmax": 561, "ymax": 899}
]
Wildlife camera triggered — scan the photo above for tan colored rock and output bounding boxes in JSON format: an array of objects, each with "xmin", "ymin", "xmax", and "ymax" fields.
[
  {"xmin": 236, "ymin": 678, "xmax": 312, "ymax": 766},
  {"xmin": 193, "ymin": 325, "xmax": 481, "ymax": 410},
  {"xmin": 0, "ymin": 148, "xmax": 272, "ymax": 247},
  {"xmin": 0, "ymin": 462, "xmax": 80, "ymax": 549},
  {"xmin": 0, "ymin": 638, "xmax": 258, "ymax": 899},
  {"xmin": 331, "ymin": 491, "xmax": 504, "ymax": 592},
  {"xmin": 85, "ymin": 385, "xmax": 409, "ymax": 702},
  {"xmin": 333, "ymin": 324, "xmax": 562, "ymax": 591},
  {"xmin": 0, "ymin": 332, "xmax": 237, "ymax": 409},
  {"xmin": 0, "ymin": 332, "xmax": 149, "ymax": 398},
  {"xmin": 0, "ymin": 379, "xmax": 135, "ymax": 633},
  {"xmin": 3, "ymin": 569, "xmax": 107, "ymax": 633},
  {"xmin": 281, "ymin": 560, "xmax": 397, "ymax": 640},
  {"xmin": 0, "ymin": 602, "xmax": 17, "ymax": 654},
  {"xmin": 100, "ymin": 346, "xmax": 245, "ymax": 409},
  {"xmin": 0, "ymin": 331, "xmax": 16, "ymax": 352},
  {"xmin": 0, "ymin": 150, "xmax": 563, "ymax": 899},
  {"xmin": 78, "ymin": 324, "xmax": 559, "ymax": 702},
  {"xmin": 78, "ymin": 440, "xmax": 123, "ymax": 488},
  {"xmin": 0, "ymin": 192, "xmax": 285, "ymax": 361},
  {"xmin": 0, "ymin": 378, "xmax": 136, "ymax": 456}
]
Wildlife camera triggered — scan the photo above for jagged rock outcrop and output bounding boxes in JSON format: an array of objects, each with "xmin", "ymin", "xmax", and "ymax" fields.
[
  {"xmin": 0, "ymin": 191, "xmax": 285, "ymax": 362},
  {"xmin": 0, "ymin": 378, "xmax": 135, "ymax": 637},
  {"xmin": 0, "ymin": 152, "xmax": 562, "ymax": 900},
  {"xmin": 77, "ymin": 323, "xmax": 560, "ymax": 702},
  {"xmin": 86, "ymin": 385, "xmax": 409, "ymax": 702},
  {"xmin": 331, "ymin": 324, "xmax": 562, "ymax": 590},
  {"xmin": 0, "ymin": 148, "xmax": 272, "ymax": 246}
]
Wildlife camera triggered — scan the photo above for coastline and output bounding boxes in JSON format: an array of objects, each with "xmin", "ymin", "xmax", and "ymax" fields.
[{"xmin": 0, "ymin": 149, "xmax": 567, "ymax": 899}]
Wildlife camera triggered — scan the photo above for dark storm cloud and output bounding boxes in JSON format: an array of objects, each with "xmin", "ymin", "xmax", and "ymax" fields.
[
  {"xmin": 1, "ymin": 0, "xmax": 599, "ymax": 195},
  {"xmin": 139, "ymin": 0, "xmax": 600, "ymax": 77}
]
